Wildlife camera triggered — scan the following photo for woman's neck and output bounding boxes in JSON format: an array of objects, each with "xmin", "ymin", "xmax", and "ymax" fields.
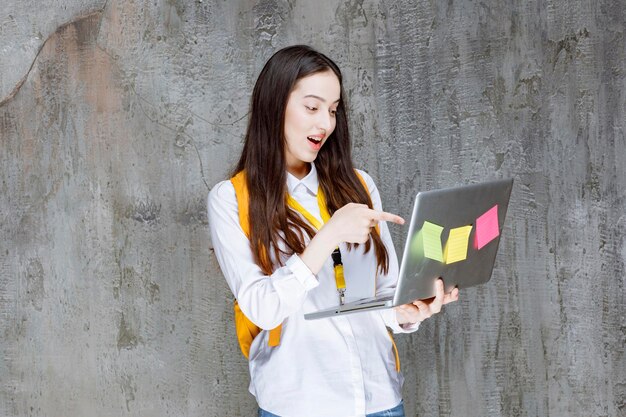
[{"xmin": 287, "ymin": 162, "xmax": 311, "ymax": 180}]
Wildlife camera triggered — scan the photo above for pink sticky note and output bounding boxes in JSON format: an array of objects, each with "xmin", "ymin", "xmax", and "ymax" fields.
[{"xmin": 475, "ymin": 205, "xmax": 500, "ymax": 250}]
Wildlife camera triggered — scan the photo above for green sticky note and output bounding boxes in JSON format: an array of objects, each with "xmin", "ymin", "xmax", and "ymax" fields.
[
  {"xmin": 444, "ymin": 225, "xmax": 473, "ymax": 264},
  {"xmin": 422, "ymin": 221, "xmax": 444, "ymax": 262}
]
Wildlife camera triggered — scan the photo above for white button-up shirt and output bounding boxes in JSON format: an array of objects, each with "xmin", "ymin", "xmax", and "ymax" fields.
[{"xmin": 207, "ymin": 165, "xmax": 419, "ymax": 417}]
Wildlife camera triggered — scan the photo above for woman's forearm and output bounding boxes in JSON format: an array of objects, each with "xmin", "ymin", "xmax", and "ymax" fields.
[{"xmin": 298, "ymin": 227, "xmax": 338, "ymax": 275}]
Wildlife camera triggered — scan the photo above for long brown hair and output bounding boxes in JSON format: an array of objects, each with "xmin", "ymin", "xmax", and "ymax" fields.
[{"xmin": 233, "ymin": 45, "xmax": 389, "ymax": 275}]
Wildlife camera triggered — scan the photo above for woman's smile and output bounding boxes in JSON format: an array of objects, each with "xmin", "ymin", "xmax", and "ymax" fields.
[{"xmin": 306, "ymin": 133, "xmax": 325, "ymax": 150}]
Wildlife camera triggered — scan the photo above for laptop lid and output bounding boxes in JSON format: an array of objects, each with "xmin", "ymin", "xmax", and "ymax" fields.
[{"xmin": 392, "ymin": 178, "xmax": 513, "ymax": 306}]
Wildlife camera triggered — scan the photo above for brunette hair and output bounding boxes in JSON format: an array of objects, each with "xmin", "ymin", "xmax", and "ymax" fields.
[{"xmin": 233, "ymin": 45, "xmax": 389, "ymax": 275}]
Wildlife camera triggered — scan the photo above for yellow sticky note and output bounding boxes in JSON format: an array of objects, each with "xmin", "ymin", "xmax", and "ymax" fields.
[
  {"xmin": 422, "ymin": 221, "xmax": 444, "ymax": 262},
  {"xmin": 444, "ymin": 225, "xmax": 473, "ymax": 264}
]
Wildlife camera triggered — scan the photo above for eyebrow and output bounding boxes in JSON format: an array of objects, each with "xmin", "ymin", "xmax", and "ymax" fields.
[{"xmin": 303, "ymin": 94, "xmax": 341, "ymax": 104}]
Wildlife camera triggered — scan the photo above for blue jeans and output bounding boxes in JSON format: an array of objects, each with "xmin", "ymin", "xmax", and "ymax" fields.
[
  {"xmin": 258, "ymin": 400, "xmax": 405, "ymax": 417},
  {"xmin": 366, "ymin": 401, "xmax": 405, "ymax": 417}
]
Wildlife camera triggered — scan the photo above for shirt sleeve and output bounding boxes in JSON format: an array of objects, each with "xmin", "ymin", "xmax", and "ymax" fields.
[
  {"xmin": 207, "ymin": 180, "xmax": 319, "ymax": 330},
  {"xmin": 356, "ymin": 170, "xmax": 421, "ymax": 334}
]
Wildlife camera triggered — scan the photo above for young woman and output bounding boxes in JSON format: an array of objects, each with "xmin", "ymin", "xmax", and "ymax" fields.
[{"xmin": 207, "ymin": 45, "xmax": 458, "ymax": 417}]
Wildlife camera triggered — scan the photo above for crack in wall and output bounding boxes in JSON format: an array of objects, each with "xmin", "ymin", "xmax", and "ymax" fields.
[
  {"xmin": 0, "ymin": 0, "xmax": 214, "ymax": 192},
  {"xmin": 0, "ymin": 4, "xmax": 107, "ymax": 108}
]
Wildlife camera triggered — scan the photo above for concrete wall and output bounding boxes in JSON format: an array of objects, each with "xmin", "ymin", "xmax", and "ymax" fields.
[{"xmin": 1, "ymin": 0, "xmax": 624, "ymax": 416}]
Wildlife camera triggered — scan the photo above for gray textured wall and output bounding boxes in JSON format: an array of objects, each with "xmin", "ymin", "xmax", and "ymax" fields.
[{"xmin": 1, "ymin": 0, "xmax": 624, "ymax": 416}]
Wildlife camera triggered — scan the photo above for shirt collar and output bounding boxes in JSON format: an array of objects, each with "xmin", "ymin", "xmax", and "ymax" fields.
[{"xmin": 286, "ymin": 163, "xmax": 319, "ymax": 196}]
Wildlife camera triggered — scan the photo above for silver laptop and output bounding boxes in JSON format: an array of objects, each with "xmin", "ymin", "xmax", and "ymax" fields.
[{"xmin": 304, "ymin": 178, "xmax": 514, "ymax": 320}]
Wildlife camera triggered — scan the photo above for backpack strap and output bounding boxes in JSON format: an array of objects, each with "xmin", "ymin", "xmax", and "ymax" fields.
[{"xmin": 230, "ymin": 171, "xmax": 282, "ymax": 359}]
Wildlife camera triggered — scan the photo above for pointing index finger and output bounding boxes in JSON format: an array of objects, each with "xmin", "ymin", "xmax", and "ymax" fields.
[{"xmin": 372, "ymin": 210, "xmax": 405, "ymax": 225}]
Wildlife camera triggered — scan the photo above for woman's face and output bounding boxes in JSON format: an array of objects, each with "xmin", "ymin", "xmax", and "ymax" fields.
[{"xmin": 283, "ymin": 70, "xmax": 341, "ymax": 178}]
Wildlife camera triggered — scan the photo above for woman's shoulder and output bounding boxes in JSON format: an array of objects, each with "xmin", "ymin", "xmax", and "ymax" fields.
[
  {"xmin": 354, "ymin": 168, "xmax": 378, "ymax": 192},
  {"xmin": 207, "ymin": 179, "xmax": 238, "ymax": 214}
]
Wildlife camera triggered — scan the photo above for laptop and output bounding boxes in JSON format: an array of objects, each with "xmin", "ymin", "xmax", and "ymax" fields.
[{"xmin": 304, "ymin": 178, "xmax": 514, "ymax": 320}]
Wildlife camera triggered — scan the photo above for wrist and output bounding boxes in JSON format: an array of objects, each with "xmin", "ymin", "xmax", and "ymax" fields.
[
  {"xmin": 299, "ymin": 227, "xmax": 338, "ymax": 275},
  {"xmin": 315, "ymin": 224, "xmax": 339, "ymax": 251},
  {"xmin": 395, "ymin": 308, "xmax": 419, "ymax": 326}
]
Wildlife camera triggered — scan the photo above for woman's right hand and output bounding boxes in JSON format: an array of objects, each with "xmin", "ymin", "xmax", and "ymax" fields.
[
  {"xmin": 300, "ymin": 203, "xmax": 404, "ymax": 275},
  {"xmin": 321, "ymin": 203, "xmax": 405, "ymax": 246}
]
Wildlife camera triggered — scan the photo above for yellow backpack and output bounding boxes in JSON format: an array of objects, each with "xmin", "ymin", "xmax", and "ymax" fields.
[
  {"xmin": 229, "ymin": 171, "xmax": 400, "ymax": 371},
  {"xmin": 230, "ymin": 171, "xmax": 281, "ymax": 359}
]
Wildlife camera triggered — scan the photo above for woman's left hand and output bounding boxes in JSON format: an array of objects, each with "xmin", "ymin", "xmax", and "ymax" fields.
[{"xmin": 395, "ymin": 278, "xmax": 459, "ymax": 326}]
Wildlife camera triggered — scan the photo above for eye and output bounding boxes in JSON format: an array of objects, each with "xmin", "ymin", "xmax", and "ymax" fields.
[
  {"xmin": 305, "ymin": 105, "xmax": 317, "ymax": 112},
  {"xmin": 329, "ymin": 109, "xmax": 337, "ymax": 116}
]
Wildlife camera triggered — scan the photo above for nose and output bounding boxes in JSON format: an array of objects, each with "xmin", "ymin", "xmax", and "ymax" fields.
[{"xmin": 316, "ymin": 109, "xmax": 333, "ymax": 133}]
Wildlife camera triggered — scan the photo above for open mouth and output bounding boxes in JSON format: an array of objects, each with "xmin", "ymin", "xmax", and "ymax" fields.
[{"xmin": 307, "ymin": 136, "xmax": 322, "ymax": 145}]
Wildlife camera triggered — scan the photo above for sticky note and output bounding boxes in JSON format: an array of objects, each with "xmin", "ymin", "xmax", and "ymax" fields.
[
  {"xmin": 475, "ymin": 205, "xmax": 500, "ymax": 250},
  {"xmin": 444, "ymin": 225, "xmax": 473, "ymax": 264},
  {"xmin": 421, "ymin": 221, "xmax": 444, "ymax": 262}
]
